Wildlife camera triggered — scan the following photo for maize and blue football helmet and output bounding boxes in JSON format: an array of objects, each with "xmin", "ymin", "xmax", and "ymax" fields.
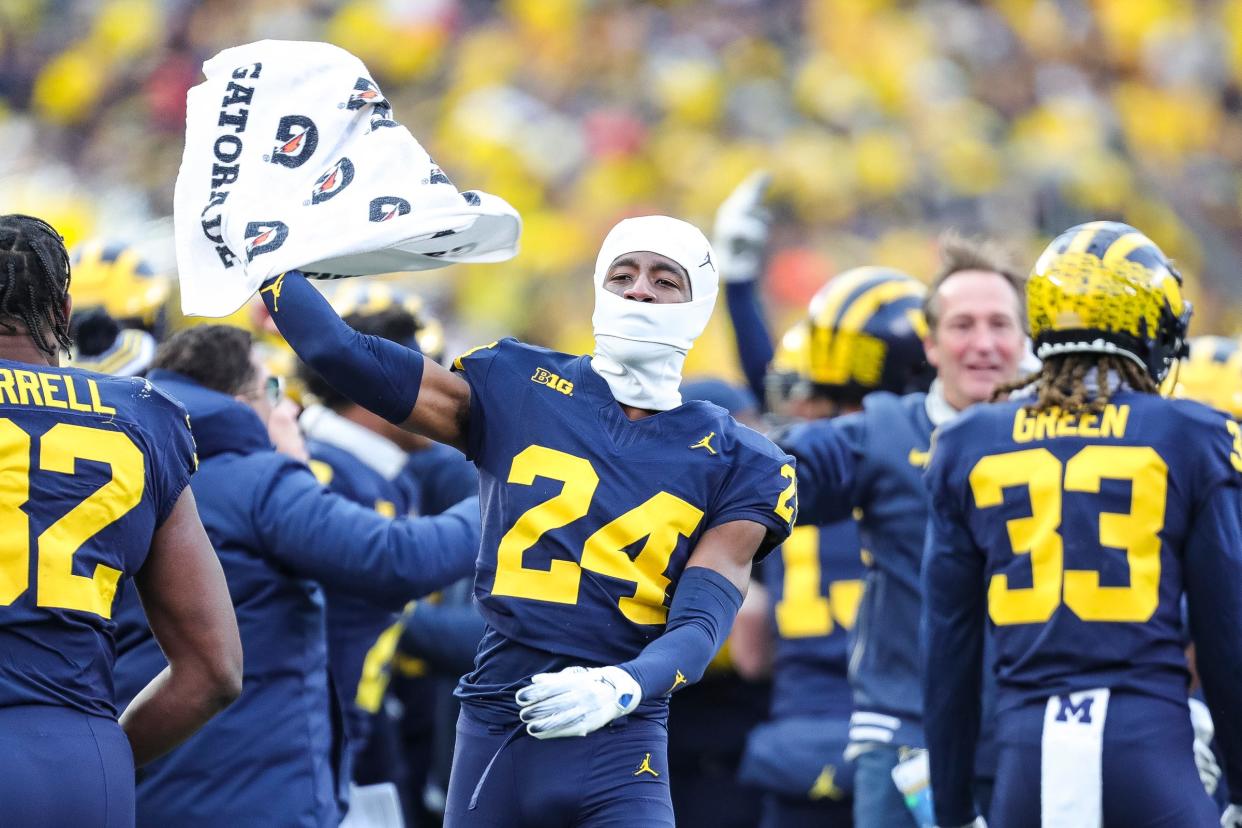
[
  {"xmin": 803, "ymin": 266, "xmax": 932, "ymax": 402},
  {"xmin": 69, "ymin": 241, "xmax": 171, "ymax": 337},
  {"xmin": 1028, "ymin": 221, "xmax": 1191, "ymax": 383}
]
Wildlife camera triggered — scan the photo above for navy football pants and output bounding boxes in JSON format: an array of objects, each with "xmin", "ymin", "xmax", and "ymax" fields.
[
  {"xmin": 991, "ymin": 692, "xmax": 1218, "ymax": 827},
  {"xmin": 444, "ymin": 707, "xmax": 674, "ymax": 827},
  {"xmin": 0, "ymin": 705, "xmax": 134, "ymax": 827}
]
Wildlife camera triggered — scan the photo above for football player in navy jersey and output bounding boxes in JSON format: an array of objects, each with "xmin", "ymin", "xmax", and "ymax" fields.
[
  {"xmin": 259, "ymin": 214, "xmax": 797, "ymax": 826},
  {"xmin": 0, "ymin": 214, "xmax": 242, "ymax": 827},
  {"xmin": 731, "ymin": 266, "xmax": 931, "ymax": 828},
  {"xmin": 922, "ymin": 222, "xmax": 1242, "ymax": 828},
  {"xmin": 781, "ymin": 235, "xmax": 1026, "ymax": 826},
  {"xmin": 712, "ymin": 173, "xmax": 935, "ymax": 828}
]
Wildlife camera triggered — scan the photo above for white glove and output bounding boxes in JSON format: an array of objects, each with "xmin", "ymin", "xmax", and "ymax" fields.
[
  {"xmin": 1221, "ymin": 804, "xmax": 1242, "ymax": 828},
  {"xmin": 515, "ymin": 665, "xmax": 642, "ymax": 740},
  {"xmin": 1190, "ymin": 697, "xmax": 1222, "ymax": 796},
  {"xmin": 712, "ymin": 170, "xmax": 771, "ymax": 283}
]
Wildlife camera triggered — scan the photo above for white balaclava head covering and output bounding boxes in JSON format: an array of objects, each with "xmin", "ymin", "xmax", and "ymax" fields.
[{"xmin": 590, "ymin": 216, "xmax": 719, "ymax": 411}]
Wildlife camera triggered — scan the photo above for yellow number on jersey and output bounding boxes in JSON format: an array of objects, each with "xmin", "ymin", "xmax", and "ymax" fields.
[
  {"xmin": 1062, "ymin": 446, "xmax": 1165, "ymax": 622},
  {"xmin": 581, "ymin": 492, "xmax": 703, "ymax": 625},
  {"xmin": 1227, "ymin": 420, "xmax": 1242, "ymax": 473},
  {"xmin": 970, "ymin": 445, "xmax": 1167, "ymax": 626},
  {"xmin": 0, "ymin": 419, "xmax": 145, "ymax": 618},
  {"xmin": 970, "ymin": 450, "xmax": 1064, "ymax": 625},
  {"xmin": 775, "ymin": 464, "xmax": 797, "ymax": 524},
  {"xmin": 492, "ymin": 445, "xmax": 597, "ymax": 605},
  {"xmin": 491, "ymin": 445, "xmax": 704, "ymax": 623},
  {"xmin": 773, "ymin": 526, "xmax": 864, "ymax": 639}
]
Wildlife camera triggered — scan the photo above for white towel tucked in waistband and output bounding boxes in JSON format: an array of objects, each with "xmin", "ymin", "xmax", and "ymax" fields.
[
  {"xmin": 174, "ymin": 39, "xmax": 521, "ymax": 318},
  {"xmin": 1041, "ymin": 687, "xmax": 1109, "ymax": 828}
]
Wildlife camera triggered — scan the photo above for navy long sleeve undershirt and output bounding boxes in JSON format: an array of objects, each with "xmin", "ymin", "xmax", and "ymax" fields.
[
  {"xmin": 724, "ymin": 280, "xmax": 774, "ymax": 409},
  {"xmin": 260, "ymin": 271, "xmax": 424, "ymax": 424}
]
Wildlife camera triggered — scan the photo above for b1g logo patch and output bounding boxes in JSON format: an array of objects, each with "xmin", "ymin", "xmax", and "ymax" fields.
[
  {"xmin": 268, "ymin": 115, "xmax": 318, "ymax": 168},
  {"xmin": 369, "ymin": 196, "xmax": 411, "ymax": 222},
  {"xmin": 531, "ymin": 367, "xmax": 573, "ymax": 396},
  {"xmin": 310, "ymin": 158, "xmax": 355, "ymax": 205},
  {"xmin": 244, "ymin": 221, "xmax": 288, "ymax": 261}
]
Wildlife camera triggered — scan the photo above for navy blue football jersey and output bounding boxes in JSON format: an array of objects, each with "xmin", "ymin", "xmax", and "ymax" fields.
[
  {"xmin": 765, "ymin": 519, "xmax": 864, "ymax": 720},
  {"xmin": 451, "ymin": 339, "xmax": 795, "ymax": 722},
  {"xmin": 0, "ymin": 360, "xmax": 196, "ymax": 717},
  {"xmin": 782, "ymin": 391, "xmax": 934, "ymax": 727},
  {"xmin": 925, "ymin": 392, "xmax": 1242, "ymax": 711}
]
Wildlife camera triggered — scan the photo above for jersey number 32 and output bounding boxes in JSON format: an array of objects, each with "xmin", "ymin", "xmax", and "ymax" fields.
[{"xmin": 0, "ymin": 419, "xmax": 143, "ymax": 619}]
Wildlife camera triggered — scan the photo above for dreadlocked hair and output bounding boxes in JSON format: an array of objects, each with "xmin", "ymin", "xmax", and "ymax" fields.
[
  {"xmin": 991, "ymin": 354, "xmax": 1161, "ymax": 415},
  {"xmin": 0, "ymin": 214, "xmax": 73, "ymax": 359}
]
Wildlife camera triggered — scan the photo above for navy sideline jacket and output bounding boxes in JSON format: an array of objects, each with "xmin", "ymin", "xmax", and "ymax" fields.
[{"xmin": 114, "ymin": 370, "xmax": 480, "ymax": 828}]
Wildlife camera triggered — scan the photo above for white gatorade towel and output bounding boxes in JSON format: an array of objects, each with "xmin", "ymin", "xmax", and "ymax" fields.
[
  {"xmin": 174, "ymin": 40, "xmax": 521, "ymax": 317},
  {"xmin": 1041, "ymin": 687, "xmax": 1110, "ymax": 827}
]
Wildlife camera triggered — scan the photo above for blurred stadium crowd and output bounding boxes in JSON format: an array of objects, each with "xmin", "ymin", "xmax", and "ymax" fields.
[{"xmin": 1, "ymin": 0, "xmax": 1241, "ymax": 363}]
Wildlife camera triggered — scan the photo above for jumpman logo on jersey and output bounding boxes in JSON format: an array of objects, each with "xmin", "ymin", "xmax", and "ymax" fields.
[
  {"xmin": 667, "ymin": 670, "xmax": 687, "ymax": 694},
  {"xmin": 808, "ymin": 764, "xmax": 844, "ymax": 800},
  {"xmin": 690, "ymin": 432, "xmax": 717, "ymax": 455},
  {"xmin": 633, "ymin": 753, "xmax": 660, "ymax": 777}
]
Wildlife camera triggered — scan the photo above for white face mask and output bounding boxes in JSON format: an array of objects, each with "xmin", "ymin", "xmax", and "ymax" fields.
[{"xmin": 590, "ymin": 216, "xmax": 719, "ymax": 411}]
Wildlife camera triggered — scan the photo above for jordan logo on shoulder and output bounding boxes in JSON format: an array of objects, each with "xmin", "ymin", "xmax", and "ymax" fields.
[
  {"xmin": 633, "ymin": 753, "xmax": 660, "ymax": 777},
  {"xmin": 690, "ymin": 432, "xmax": 717, "ymax": 455}
]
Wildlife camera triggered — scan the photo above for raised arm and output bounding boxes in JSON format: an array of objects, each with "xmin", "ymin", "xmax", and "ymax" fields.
[
  {"xmin": 120, "ymin": 488, "xmax": 243, "ymax": 766},
  {"xmin": 714, "ymin": 171, "xmax": 774, "ymax": 405},
  {"xmin": 260, "ymin": 270, "xmax": 471, "ymax": 449}
]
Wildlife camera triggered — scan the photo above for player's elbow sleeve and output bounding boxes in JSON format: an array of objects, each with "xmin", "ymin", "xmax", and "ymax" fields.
[{"xmin": 620, "ymin": 566, "xmax": 743, "ymax": 700}]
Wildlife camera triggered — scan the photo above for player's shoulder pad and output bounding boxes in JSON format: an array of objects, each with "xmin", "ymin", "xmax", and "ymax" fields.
[
  {"xmin": 1163, "ymin": 397, "xmax": 1242, "ymax": 473},
  {"xmin": 132, "ymin": 375, "xmax": 191, "ymax": 416},
  {"xmin": 861, "ymin": 390, "xmax": 907, "ymax": 417},
  {"xmin": 451, "ymin": 337, "xmax": 572, "ymax": 372},
  {"xmin": 857, "ymin": 389, "xmax": 919, "ymax": 435},
  {"xmin": 1163, "ymin": 395, "xmax": 1237, "ymax": 431},
  {"xmin": 718, "ymin": 410, "xmax": 795, "ymax": 468}
]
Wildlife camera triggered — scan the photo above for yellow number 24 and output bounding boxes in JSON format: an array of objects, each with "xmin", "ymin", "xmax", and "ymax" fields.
[
  {"xmin": 969, "ymin": 445, "xmax": 1166, "ymax": 626},
  {"xmin": 0, "ymin": 418, "xmax": 145, "ymax": 619},
  {"xmin": 492, "ymin": 445, "xmax": 704, "ymax": 625}
]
